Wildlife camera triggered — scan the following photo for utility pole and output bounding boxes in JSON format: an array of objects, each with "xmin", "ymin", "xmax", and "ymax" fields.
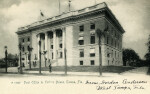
[
  {"xmin": 96, "ymin": 29, "xmax": 103, "ymax": 76},
  {"xmin": 39, "ymin": 39, "xmax": 42, "ymax": 74},
  {"xmin": 28, "ymin": 46, "xmax": 33, "ymax": 70},
  {"xmin": 4, "ymin": 46, "xmax": 7, "ymax": 73},
  {"xmin": 19, "ymin": 43, "xmax": 23, "ymax": 74},
  {"xmin": 25, "ymin": 53, "xmax": 27, "ymax": 65},
  {"xmin": 43, "ymin": 51, "xmax": 47, "ymax": 67},
  {"xmin": 98, "ymin": 35, "xmax": 102, "ymax": 76},
  {"xmin": 63, "ymin": 28, "xmax": 67, "ymax": 75},
  {"xmin": 64, "ymin": 48, "xmax": 67, "ymax": 75}
]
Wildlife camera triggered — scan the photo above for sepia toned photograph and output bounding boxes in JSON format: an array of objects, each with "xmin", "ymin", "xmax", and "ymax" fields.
[{"xmin": 0, "ymin": 0, "xmax": 150, "ymax": 94}]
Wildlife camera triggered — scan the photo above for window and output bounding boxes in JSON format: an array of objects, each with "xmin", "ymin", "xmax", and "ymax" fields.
[
  {"xmin": 78, "ymin": 36, "xmax": 84, "ymax": 45},
  {"xmin": 59, "ymin": 43, "xmax": 62, "ymax": 48},
  {"xmin": 112, "ymin": 50, "xmax": 113, "ymax": 57},
  {"xmin": 115, "ymin": 40, "xmax": 116, "ymax": 47},
  {"xmin": 107, "ymin": 52, "xmax": 110, "ymax": 57},
  {"xmin": 107, "ymin": 53, "xmax": 110, "ymax": 57},
  {"xmin": 28, "ymin": 38, "xmax": 30, "ymax": 41},
  {"xmin": 111, "ymin": 38, "xmax": 113, "ymax": 46},
  {"xmin": 118, "ymin": 42, "xmax": 119, "ymax": 49},
  {"xmin": 80, "ymin": 61, "xmax": 83, "ymax": 65},
  {"xmin": 28, "ymin": 55, "xmax": 30, "ymax": 60},
  {"xmin": 50, "ymin": 34, "xmax": 53, "ymax": 39},
  {"xmin": 79, "ymin": 25, "xmax": 84, "ymax": 32},
  {"xmin": 107, "ymin": 48, "xmax": 110, "ymax": 57},
  {"xmin": 51, "ymin": 45, "xmax": 53, "ymax": 49},
  {"xmin": 79, "ymin": 40, "xmax": 84, "ymax": 45},
  {"xmin": 90, "ymin": 34, "xmax": 95, "ymax": 44},
  {"xmin": 58, "ymin": 31, "xmax": 62, "ymax": 37},
  {"xmin": 91, "ymin": 60, "xmax": 95, "ymax": 65},
  {"xmin": 111, "ymin": 30, "xmax": 113, "ymax": 35},
  {"xmin": 90, "ymin": 23, "xmax": 95, "ymax": 29},
  {"xmin": 22, "ymin": 58, "xmax": 25, "ymax": 60},
  {"xmin": 112, "ymin": 58, "xmax": 114, "ymax": 64},
  {"xmin": 52, "ymin": 52, "xmax": 53, "ymax": 59},
  {"xmin": 22, "ymin": 47, "xmax": 24, "ymax": 52},
  {"xmin": 22, "ymin": 39, "xmax": 24, "ymax": 42},
  {"xmin": 107, "ymin": 36, "xmax": 109, "ymax": 44},
  {"xmin": 116, "ymin": 34, "xmax": 118, "ymax": 39},
  {"xmin": 115, "ymin": 31, "xmax": 117, "ymax": 37},
  {"xmin": 27, "ymin": 46, "xmax": 30, "ymax": 51},
  {"xmin": 59, "ymin": 52, "xmax": 62, "ymax": 58},
  {"xmin": 115, "ymin": 51, "xmax": 116, "ymax": 58},
  {"xmin": 79, "ymin": 49, "xmax": 84, "ymax": 57},
  {"xmin": 90, "ymin": 48, "xmax": 95, "ymax": 57}
]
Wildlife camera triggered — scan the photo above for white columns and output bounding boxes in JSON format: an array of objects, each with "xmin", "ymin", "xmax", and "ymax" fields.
[
  {"xmin": 47, "ymin": 33, "xmax": 50, "ymax": 60},
  {"xmin": 45, "ymin": 32, "xmax": 48, "ymax": 58},
  {"xmin": 27, "ymin": 53, "xmax": 29, "ymax": 64},
  {"xmin": 62, "ymin": 28, "xmax": 66, "ymax": 59},
  {"xmin": 53, "ymin": 30, "xmax": 56, "ymax": 60},
  {"xmin": 37, "ymin": 34, "xmax": 40, "ymax": 60}
]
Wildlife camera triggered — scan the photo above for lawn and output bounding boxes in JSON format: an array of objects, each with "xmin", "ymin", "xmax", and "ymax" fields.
[{"xmin": 25, "ymin": 66, "xmax": 135, "ymax": 73}]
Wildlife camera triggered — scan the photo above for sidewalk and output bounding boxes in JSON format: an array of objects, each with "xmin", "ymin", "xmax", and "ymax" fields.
[
  {"xmin": 23, "ymin": 70, "xmax": 120, "ymax": 77},
  {"xmin": 0, "ymin": 67, "xmax": 149, "ymax": 77},
  {"xmin": 0, "ymin": 67, "xmax": 120, "ymax": 77}
]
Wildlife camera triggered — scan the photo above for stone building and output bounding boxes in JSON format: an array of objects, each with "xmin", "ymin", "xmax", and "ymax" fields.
[{"xmin": 16, "ymin": 2, "xmax": 125, "ymax": 68}]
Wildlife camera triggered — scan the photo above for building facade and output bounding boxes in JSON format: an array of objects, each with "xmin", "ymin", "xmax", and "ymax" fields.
[{"xmin": 16, "ymin": 2, "xmax": 125, "ymax": 68}]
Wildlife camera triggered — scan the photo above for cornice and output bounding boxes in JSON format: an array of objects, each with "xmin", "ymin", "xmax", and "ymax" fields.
[
  {"xmin": 16, "ymin": 2, "xmax": 125, "ymax": 35},
  {"xmin": 16, "ymin": 2, "xmax": 107, "ymax": 34},
  {"xmin": 16, "ymin": 9, "xmax": 105, "ymax": 35},
  {"xmin": 105, "ymin": 7, "xmax": 125, "ymax": 33}
]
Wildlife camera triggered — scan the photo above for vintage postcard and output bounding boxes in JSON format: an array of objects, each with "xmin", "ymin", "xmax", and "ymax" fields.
[{"xmin": 0, "ymin": 0, "xmax": 150, "ymax": 94}]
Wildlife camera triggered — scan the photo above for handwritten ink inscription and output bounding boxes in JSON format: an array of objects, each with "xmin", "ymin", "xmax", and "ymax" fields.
[{"xmin": 10, "ymin": 79, "xmax": 148, "ymax": 91}]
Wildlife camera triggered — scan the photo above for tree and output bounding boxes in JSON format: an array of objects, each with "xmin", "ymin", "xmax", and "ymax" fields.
[
  {"xmin": 0, "ymin": 58, "xmax": 6, "ymax": 68},
  {"xmin": 144, "ymin": 35, "xmax": 150, "ymax": 66},
  {"xmin": 123, "ymin": 48, "xmax": 140, "ymax": 66},
  {"xmin": 7, "ymin": 53, "xmax": 18, "ymax": 67}
]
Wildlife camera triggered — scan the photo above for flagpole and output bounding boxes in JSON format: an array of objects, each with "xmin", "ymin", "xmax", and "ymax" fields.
[
  {"xmin": 69, "ymin": 0, "xmax": 71, "ymax": 11},
  {"xmin": 59, "ymin": 0, "xmax": 60, "ymax": 14}
]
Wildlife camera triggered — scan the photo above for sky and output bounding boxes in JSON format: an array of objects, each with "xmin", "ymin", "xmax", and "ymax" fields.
[{"xmin": 0, "ymin": 0, "xmax": 149, "ymax": 59}]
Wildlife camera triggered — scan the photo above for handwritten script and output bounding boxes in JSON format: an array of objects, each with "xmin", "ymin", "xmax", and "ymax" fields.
[{"xmin": 10, "ymin": 79, "xmax": 148, "ymax": 91}]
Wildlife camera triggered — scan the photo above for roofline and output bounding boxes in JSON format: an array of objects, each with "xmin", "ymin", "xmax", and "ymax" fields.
[
  {"xmin": 16, "ymin": 2, "xmax": 125, "ymax": 34},
  {"xmin": 105, "ymin": 7, "xmax": 125, "ymax": 33},
  {"xmin": 16, "ymin": 2, "xmax": 107, "ymax": 34}
]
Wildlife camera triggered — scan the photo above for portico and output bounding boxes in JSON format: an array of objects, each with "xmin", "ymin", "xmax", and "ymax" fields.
[{"xmin": 36, "ymin": 28, "xmax": 66, "ymax": 67}]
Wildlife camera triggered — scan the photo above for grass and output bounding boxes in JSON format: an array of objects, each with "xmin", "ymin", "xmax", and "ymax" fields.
[{"xmin": 25, "ymin": 66, "xmax": 135, "ymax": 73}]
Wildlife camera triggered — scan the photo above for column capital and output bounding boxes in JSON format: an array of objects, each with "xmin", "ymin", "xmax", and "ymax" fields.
[
  {"xmin": 44, "ymin": 32, "xmax": 48, "ymax": 34},
  {"xmin": 36, "ymin": 33, "xmax": 40, "ymax": 37},
  {"xmin": 60, "ymin": 27, "xmax": 65, "ymax": 31},
  {"xmin": 51, "ymin": 29, "xmax": 56, "ymax": 32}
]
